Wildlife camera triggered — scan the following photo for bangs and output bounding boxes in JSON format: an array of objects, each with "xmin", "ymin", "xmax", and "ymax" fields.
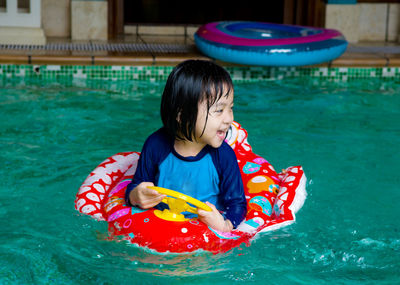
[{"xmin": 201, "ymin": 78, "xmax": 233, "ymax": 108}]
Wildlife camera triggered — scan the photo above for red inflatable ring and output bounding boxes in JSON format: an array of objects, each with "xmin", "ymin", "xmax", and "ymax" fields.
[{"xmin": 75, "ymin": 122, "xmax": 307, "ymax": 253}]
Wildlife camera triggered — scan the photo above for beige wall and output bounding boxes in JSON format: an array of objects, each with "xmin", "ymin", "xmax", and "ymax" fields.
[
  {"xmin": 41, "ymin": 0, "xmax": 107, "ymax": 40},
  {"xmin": 388, "ymin": 3, "xmax": 400, "ymax": 42},
  {"xmin": 71, "ymin": 1, "xmax": 107, "ymax": 41},
  {"xmin": 325, "ymin": 3, "xmax": 400, "ymax": 43},
  {"xmin": 42, "ymin": 0, "xmax": 71, "ymax": 38}
]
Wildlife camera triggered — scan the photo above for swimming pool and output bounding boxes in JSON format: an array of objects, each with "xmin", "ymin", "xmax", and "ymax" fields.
[{"xmin": 1, "ymin": 72, "xmax": 399, "ymax": 284}]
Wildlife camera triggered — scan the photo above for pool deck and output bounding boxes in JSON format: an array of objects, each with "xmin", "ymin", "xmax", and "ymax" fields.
[{"xmin": 1, "ymin": 33, "xmax": 400, "ymax": 67}]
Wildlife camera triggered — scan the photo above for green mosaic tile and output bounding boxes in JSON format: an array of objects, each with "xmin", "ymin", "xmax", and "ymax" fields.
[{"xmin": 1, "ymin": 64, "xmax": 400, "ymax": 82}]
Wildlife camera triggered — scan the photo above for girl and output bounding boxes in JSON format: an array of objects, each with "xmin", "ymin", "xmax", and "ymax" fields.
[{"xmin": 125, "ymin": 60, "xmax": 246, "ymax": 232}]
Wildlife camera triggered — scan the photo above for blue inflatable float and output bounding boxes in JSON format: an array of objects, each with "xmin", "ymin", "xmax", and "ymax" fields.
[{"xmin": 194, "ymin": 21, "xmax": 348, "ymax": 66}]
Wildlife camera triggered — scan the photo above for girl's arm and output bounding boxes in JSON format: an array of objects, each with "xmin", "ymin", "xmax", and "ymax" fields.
[
  {"xmin": 215, "ymin": 144, "xmax": 247, "ymax": 228},
  {"xmin": 125, "ymin": 128, "xmax": 170, "ymax": 207}
]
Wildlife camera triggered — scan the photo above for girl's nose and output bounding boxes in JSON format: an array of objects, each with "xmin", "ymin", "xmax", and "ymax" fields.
[{"xmin": 224, "ymin": 109, "xmax": 234, "ymax": 124}]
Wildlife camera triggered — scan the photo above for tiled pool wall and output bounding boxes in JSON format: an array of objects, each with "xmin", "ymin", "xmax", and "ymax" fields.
[{"xmin": 1, "ymin": 64, "xmax": 400, "ymax": 82}]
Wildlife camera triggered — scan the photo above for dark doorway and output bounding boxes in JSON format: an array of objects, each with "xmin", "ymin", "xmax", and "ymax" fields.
[
  {"xmin": 109, "ymin": 0, "xmax": 325, "ymax": 38},
  {"xmin": 123, "ymin": 0, "xmax": 285, "ymax": 25}
]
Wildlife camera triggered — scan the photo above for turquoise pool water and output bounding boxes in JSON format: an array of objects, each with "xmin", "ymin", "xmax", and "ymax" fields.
[{"xmin": 1, "ymin": 76, "xmax": 399, "ymax": 284}]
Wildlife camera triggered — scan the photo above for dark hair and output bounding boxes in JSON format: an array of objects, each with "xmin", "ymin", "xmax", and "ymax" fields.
[{"xmin": 160, "ymin": 60, "xmax": 233, "ymax": 141}]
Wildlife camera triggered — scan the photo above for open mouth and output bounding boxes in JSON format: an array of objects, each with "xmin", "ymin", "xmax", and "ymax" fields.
[{"xmin": 217, "ymin": 130, "xmax": 227, "ymax": 140}]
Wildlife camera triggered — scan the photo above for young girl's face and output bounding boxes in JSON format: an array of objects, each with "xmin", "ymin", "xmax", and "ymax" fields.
[{"xmin": 194, "ymin": 88, "xmax": 234, "ymax": 149}]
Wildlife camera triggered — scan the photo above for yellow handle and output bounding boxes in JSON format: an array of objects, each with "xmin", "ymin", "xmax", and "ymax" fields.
[
  {"xmin": 149, "ymin": 186, "xmax": 212, "ymax": 212},
  {"xmin": 148, "ymin": 186, "xmax": 212, "ymax": 222}
]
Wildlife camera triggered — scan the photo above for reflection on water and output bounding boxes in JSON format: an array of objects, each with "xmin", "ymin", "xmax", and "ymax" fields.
[{"xmin": 116, "ymin": 248, "xmax": 233, "ymax": 276}]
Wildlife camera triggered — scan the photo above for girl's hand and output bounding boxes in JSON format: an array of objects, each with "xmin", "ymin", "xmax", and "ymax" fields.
[
  {"xmin": 129, "ymin": 182, "xmax": 166, "ymax": 209},
  {"xmin": 197, "ymin": 202, "xmax": 233, "ymax": 232}
]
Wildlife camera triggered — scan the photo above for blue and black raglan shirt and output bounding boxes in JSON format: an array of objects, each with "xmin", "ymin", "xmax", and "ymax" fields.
[{"xmin": 125, "ymin": 128, "xmax": 247, "ymax": 228}]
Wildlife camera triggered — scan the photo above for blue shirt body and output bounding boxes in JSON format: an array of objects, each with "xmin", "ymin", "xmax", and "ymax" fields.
[{"xmin": 125, "ymin": 128, "xmax": 247, "ymax": 228}]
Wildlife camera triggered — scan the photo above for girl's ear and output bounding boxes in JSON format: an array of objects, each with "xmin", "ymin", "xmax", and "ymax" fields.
[{"xmin": 176, "ymin": 111, "xmax": 181, "ymax": 123}]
